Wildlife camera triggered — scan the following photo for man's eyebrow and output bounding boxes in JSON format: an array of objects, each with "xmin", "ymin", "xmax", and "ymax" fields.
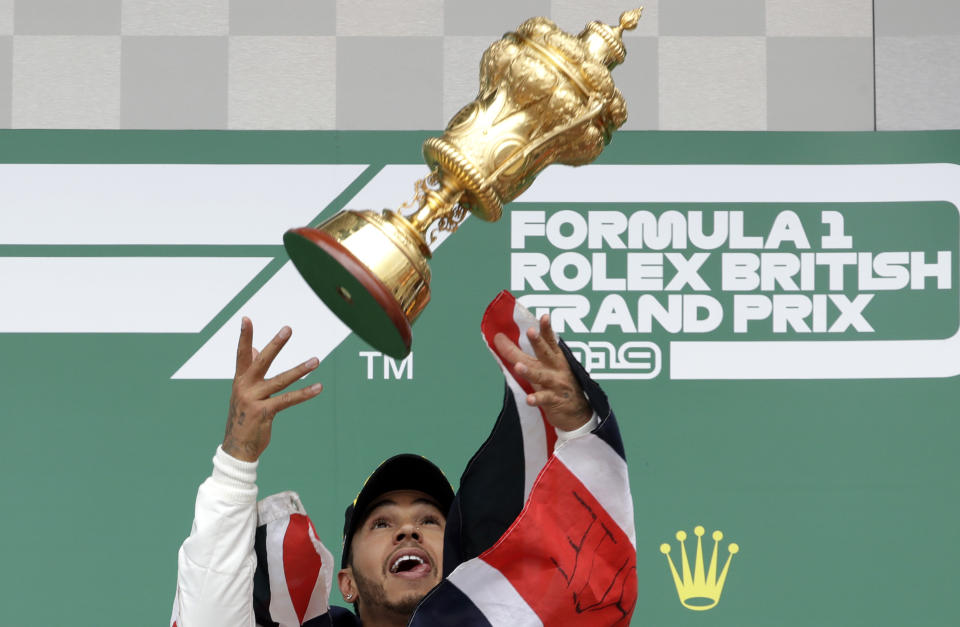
[
  {"xmin": 365, "ymin": 498, "xmax": 398, "ymax": 517},
  {"xmin": 364, "ymin": 497, "xmax": 443, "ymax": 519}
]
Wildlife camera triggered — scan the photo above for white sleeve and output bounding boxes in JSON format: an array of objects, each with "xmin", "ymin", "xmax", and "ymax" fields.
[
  {"xmin": 553, "ymin": 411, "xmax": 600, "ymax": 451},
  {"xmin": 174, "ymin": 446, "xmax": 260, "ymax": 627}
]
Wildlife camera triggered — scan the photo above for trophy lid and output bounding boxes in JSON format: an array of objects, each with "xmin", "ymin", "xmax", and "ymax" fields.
[{"xmin": 580, "ymin": 8, "xmax": 642, "ymax": 69}]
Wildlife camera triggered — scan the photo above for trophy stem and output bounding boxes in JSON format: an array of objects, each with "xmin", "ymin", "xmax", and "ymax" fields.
[{"xmin": 408, "ymin": 181, "xmax": 465, "ymax": 234}]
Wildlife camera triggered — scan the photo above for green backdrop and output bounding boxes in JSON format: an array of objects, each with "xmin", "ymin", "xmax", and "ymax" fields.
[{"xmin": 1, "ymin": 130, "xmax": 958, "ymax": 625}]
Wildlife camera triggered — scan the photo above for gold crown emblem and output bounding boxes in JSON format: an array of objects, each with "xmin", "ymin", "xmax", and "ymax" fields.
[{"xmin": 660, "ymin": 525, "xmax": 739, "ymax": 611}]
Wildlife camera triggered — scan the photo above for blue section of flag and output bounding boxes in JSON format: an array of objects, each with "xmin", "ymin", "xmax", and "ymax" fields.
[
  {"xmin": 442, "ymin": 382, "xmax": 526, "ymax": 576},
  {"xmin": 409, "ymin": 580, "xmax": 492, "ymax": 627},
  {"xmin": 559, "ymin": 339, "xmax": 624, "ymax": 461}
]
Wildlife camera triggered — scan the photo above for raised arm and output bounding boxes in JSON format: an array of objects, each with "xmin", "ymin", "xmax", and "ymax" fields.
[
  {"xmin": 418, "ymin": 293, "xmax": 635, "ymax": 625},
  {"xmin": 493, "ymin": 313, "xmax": 593, "ymax": 432},
  {"xmin": 442, "ymin": 296, "xmax": 610, "ymax": 575},
  {"xmin": 223, "ymin": 317, "xmax": 323, "ymax": 462},
  {"xmin": 172, "ymin": 318, "xmax": 323, "ymax": 627}
]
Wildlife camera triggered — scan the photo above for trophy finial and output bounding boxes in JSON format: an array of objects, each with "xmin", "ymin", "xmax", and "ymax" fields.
[
  {"xmin": 580, "ymin": 8, "xmax": 643, "ymax": 69},
  {"xmin": 618, "ymin": 8, "xmax": 643, "ymax": 34}
]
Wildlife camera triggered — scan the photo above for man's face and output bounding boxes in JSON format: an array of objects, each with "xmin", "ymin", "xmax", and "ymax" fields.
[{"xmin": 344, "ymin": 489, "xmax": 445, "ymax": 619}]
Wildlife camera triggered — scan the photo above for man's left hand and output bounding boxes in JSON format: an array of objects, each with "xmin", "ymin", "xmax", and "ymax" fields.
[{"xmin": 494, "ymin": 314, "xmax": 592, "ymax": 432}]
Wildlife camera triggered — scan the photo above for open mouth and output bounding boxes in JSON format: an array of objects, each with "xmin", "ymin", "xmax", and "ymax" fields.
[{"xmin": 389, "ymin": 550, "xmax": 432, "ymax": 578}]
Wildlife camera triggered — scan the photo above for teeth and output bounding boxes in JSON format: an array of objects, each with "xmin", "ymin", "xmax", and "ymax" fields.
[{"xmin": 390, "ymin": 555, "xmax": 425, "ymax": 573}]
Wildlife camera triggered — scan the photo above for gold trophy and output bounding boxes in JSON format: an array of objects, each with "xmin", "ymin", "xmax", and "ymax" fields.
[{"xmin": 284, "ymin": 9, "xmax": 642, "ymax": 358}]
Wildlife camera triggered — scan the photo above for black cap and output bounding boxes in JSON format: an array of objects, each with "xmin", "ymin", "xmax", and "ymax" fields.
[{"xmin": 341, "ymin": 454, "xmax": 454, "ymax": 569}]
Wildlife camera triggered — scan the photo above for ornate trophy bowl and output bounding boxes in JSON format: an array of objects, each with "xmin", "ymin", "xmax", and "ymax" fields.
[{"xmin": 284, "ymin": 9, "xmax": 642, "ymax": 358}]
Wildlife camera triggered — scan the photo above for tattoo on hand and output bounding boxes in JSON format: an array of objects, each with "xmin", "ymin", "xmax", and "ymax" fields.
[{"xmin": 221, "ymin": 319, "xmax": 323, "ymax": 462}]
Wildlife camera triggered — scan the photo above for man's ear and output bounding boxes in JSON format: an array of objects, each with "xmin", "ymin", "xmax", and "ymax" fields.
[{"xmin": 338, "ymin": 567, "xmax": 357, "ymax": 603}]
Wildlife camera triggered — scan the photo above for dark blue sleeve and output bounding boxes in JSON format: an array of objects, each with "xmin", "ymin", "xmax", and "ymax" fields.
[{"xmin": 441, "ymin": 338, "xmax": 619, "ymax": 577}]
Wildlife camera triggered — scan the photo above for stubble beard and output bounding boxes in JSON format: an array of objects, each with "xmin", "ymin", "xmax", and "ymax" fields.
[{"xmin": 353, "ymin": 567, "xmax": 426, "ymax": 621}]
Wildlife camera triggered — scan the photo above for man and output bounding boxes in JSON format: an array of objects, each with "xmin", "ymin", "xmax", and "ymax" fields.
[
  {"xmin": 173, "ymin": 293, "xmax": 631, "ymax": 626},
  {"xmin": 336, "ymin": 453, "xmax": 453, "ymax": 626}
]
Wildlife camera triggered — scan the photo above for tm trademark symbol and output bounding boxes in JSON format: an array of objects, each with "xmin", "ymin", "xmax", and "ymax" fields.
[{"xmin": 358, "ymin": 351, "xmax": 414, "ymax": 380}]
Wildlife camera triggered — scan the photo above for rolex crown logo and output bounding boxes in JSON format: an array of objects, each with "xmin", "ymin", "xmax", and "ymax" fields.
[{"xmin": 660, "ymin": 525, "xmax": 739, "ymax": 611}]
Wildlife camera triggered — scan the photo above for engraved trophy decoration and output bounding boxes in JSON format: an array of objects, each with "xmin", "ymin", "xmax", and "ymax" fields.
[{"xmin": 284, "ymin": 9, "xmax": 642, "ymax": 358}]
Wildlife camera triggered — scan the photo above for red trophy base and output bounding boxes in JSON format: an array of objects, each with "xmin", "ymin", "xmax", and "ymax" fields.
[{"xmin": 283, "ymin": 227, "xmax": 412, "ymax": 359}]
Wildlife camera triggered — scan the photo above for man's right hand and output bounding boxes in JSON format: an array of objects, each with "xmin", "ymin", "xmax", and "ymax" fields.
[{"xmin": 222, "ymin": 317, "xmax": 323, "ymax": 462}]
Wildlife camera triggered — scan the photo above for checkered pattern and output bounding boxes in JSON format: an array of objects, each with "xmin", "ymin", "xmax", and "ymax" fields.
[{"xmin": 0, "ymin": 0, "xmax": 957, "ymax": 130}]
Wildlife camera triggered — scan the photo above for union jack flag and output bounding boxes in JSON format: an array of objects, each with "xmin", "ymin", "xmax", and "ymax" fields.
[{"xmin": 409, "ymin": 291, "xmax": 637, "ymax": 626}]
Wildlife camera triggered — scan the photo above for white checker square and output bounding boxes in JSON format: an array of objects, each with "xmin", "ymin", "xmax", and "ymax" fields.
[
  {"xmin": 767, "ymin": 37, "xmax": 874, "ymax": 130},
  {"xmin": 659, "ymin": 36, "xmax": 767, "ymax": 130},
  {"xmin": 0, "ymin": 36, "xmax": 9, "ymax": 126},
  {"xmin": 444, "ymin": 0, "xmax": 551, "ymax": 36},
  {"xmin": 616, "ymin": 36, "xmax": 658, "ymax": 130},
  {"xmin": 336, "ymin": 36, "xmax": 442, "ymax": 130},
  {"xmin": 121, "ymin": 0, "xmax": 228, "ymax": 36},
  {"xmin": 337, "ymin": 0, "xmax": 443, "ymax": 37},
  {"xmin": 877, "ymin": 35, "xmax": 960, "ymax": 130},
  {"xmin": 15, "ymin": 0, "xmax": 120, "ymax": 35},
  {"xmin": 766, "ymin": 0, "xmax": 873, "ymax": 37},
  {"xmin": 12, "ymin": 35, "xmax": 121, "ymax": 128},
  {"xmin": 229, "ymin": 36, "xmax": 336, "ymax": 130},
  {"xmin": 0, "ymin": 0, "xmax": 12, "ymax": 35},
  {"xmin": 550, "ymin": 0, "xmax": 658, "ymax": 37},
  {"xmin": 660, "ymin": 0, "xmax": 765, "ymax": 36},
  {"xmin": 442, "ymin": 36, "xmax": 488, "ymax": 124},
  {"xmin": 230, "ymin": 0, "xmax": 334, "ymax": 36}
]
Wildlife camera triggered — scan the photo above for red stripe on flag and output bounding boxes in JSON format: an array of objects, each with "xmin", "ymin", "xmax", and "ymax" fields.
[
  {"xmin": 481, "ymin": 291, "xmax": 523, "ymax": 378},
  {"xmin": 283, "ymin": 513, "xmax": 324, "ymax": 625},
  {"xmin": 482, "ymin": 290, "xmax": 557, "ymax": 455},
  {"xmin": 480, "ymin": 459, "xmax": 637, "ymax": 626}
]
